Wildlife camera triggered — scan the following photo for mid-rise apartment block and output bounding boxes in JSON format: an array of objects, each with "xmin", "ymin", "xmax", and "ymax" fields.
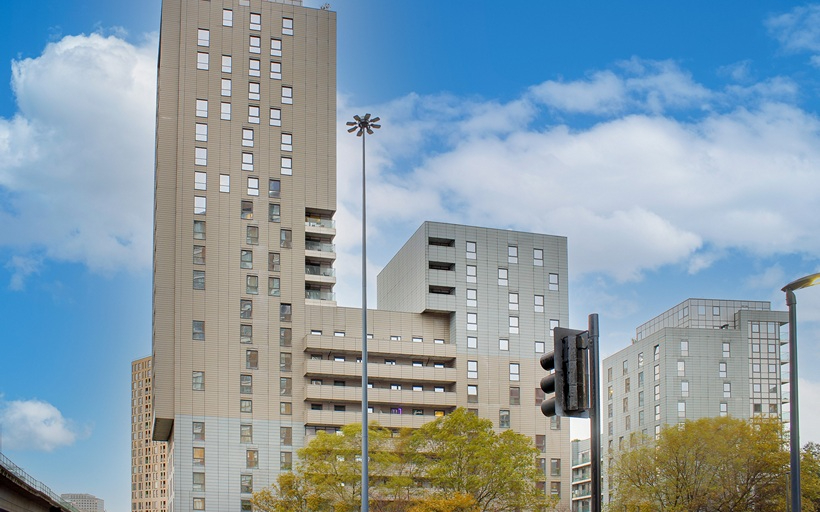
[
  {"xmin": 570, "ymin": 438, "xmax": 591, "ymax": 512},
  {"xmin": 602, "ymin": 298, "xmax": 789, "ymax": 502},
  {"xmin": 60, "ymin": 493, "xmax": 105, "ymax": 512},
  {"xmin": 150, "ymin": 0, "xmax": 573, "ymax": 509},
  {"xmin": 132, "ymin": 357, "xmax": 168, "ymax": 512}
]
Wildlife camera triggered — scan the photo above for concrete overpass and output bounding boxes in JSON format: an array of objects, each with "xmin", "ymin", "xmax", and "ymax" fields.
[{"xmin": 0, "ymin": 452, "xmax": 82, "ymax": 512}]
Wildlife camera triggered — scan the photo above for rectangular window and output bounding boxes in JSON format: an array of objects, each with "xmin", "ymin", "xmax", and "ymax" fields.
[
  {"xmin": 499, "ymin": 409, "xmax": 510, "ymax": 428},
  {"xmin": 467, "ymin": 336, "xmax": 477, "ymax": 349},
  {"xmin": 713, "ymin": 305, "xmax": 720, "ymax": 316},
  {"xmin": 240, "ymin": 324, "xmax": 252, "ymax": 344},
  {"xmin": 197, "ymin": 28, "xmax": 210, "ymax": 47},
  {"xmin": 719, "ymin": 362, "xmax": 727, "ymax": 378},
  {"xmin": 654, "ymin": 384, "xmax": 660, "ymax": 401},
  {"xmin": 638, "ymin": 390, "xmax": 644, "ymax": 407},
  {"xmin": 466, "ymin": 265, "xmax": 477, "ymax": 283},
  {"xmin": 247, "ymin": 177, "xmax": 259, "ymax": 196},
  {"xmin": 221, "ymin": 101, "xmax": 231, "ymax": 120},
  {"xmin": 195, "ymin": 123, "xmax": 208, "ymax": 142},
  {"xmin": 193, "ymin": 421, "xmax": 205, "ymax": 441},
  {"xmin": 246, "ymin": 225, "xmax": 259, "ymax": 245},
  {"xmin": 535, "ymin": 435, "xmax": 546, "ymax": 452},
  {"xmin": 653, "ymin": 364, "xmax": 660, "ymax": 381},
  {"xmin": 280, "ymin": 229, "xmax": 292, "ymax": 248},
  {"xmin": 722, "ymin": 342, "xmax": 730, "ymax": 357},
  {"xmin": 467, "ymin": 360, "xmax": 478, "ymax": 379},
  {"xmin": 222, "ymin": 9, "xmax": 233, "ymax": 26},
  {"xmin": 681, "ymin": 381, "xmax": 689, "ymax": 397},
  {"xmin": 466, "ymin": 312, "xmax": 477, "ymax": 331},
  {"xmin": 246, "ymin": 449, "xmax": 259, "ymax": 469},
  {"xmin": 281, "ymin": 156, "xmax": 293, "ymax": 175},
  {"xmin": 192, "ymin": 371, "xmax": 204, "ymax": 390},
  {"xmin": 240, "ymin": 374, "xmax": 253, "ymax": 394},
  {"xmin": 678, "ymin": 401, "xmax": 686, "ymax": 418},
  {"xmin": 245, "ymin": 275, "xmax": 258, "ymax": 295},
  {"xmin": 280, "ymin": 353, "xmax": 292, "ymax": 372},
  {"xmin": 498, "ymin": 268, "xmax": 508, "ymax": 286},
  {"xmin": 623, "ymin": 360, "xmax": 629, "ymax": 375},
  {"xmin": 195, "ymin": 99, "xmax": 208, "ymax": 117},
  {"xmin": 248, "ymin": 105, "xmax": 259, "ymax": 123},
  {"xmin": 269, "ymin": 252, "xmax": 280, "ymax": 272},
  {"xmin": 680, "ymin": 339, "xmax": 689, "ymax": 356},
  {"xmin": 194, "ymin": 220, "xmax": 206, "ymax": 239},
  {"xmin": 468, "ymin": 386, "xmax": 479, "ymax": 403},
  {"xmin": 534, "ymin": 294, "xmax": 544, "ymax": 312},
  {"xmin": 240, "ymin": 474, "xmax": 253, "ymax": 494},
  {"xmin": 250, "ymin": 13, "xmax": 261, "ymax": 31},
  {"xmin": 193, "ymin": 270, "xmax": 205, "ymax": 290},
  {"xmin": 508, "ymin": 245, "xmax": 518, "ymax": 263},
  {"xmin": 720, "ymin": 402, "xmax": 728, "ymax": 417},
  {"xmin": 509, "ymin": 363, "xmax": 520, "ymax": 381},
  {"xmin": 196, "ymin": 52, "xmax": 209, "ymax": 70},
  {"xmin": 240, "ymin": 299, "xmax": 252, "ymax": 319},
  {"xmin": 218, "ymin": 174, "xmax": 230, "ymax": 193},
  {"xmin": 280, "ymin": 402, "xmax": 292, "ymax": 415},
  {"xmin": 241, "ymin": 201, "xmax": 253, "ymax": 220},
  {"xmin": 508, "ymin": 292, "xmax": 519, "ymax": 310},
  {"xmin": 242, "ymin": 128, "xmax": 254, "ymax": 147},
  {"xmin": 249, "ymin": 58, "xmax": 261, "ymax": 77},
  {"xmin": 282, "ymin": 86, "xmax": 293, "ymax": 104},
  {"xmin": 280, "ymin": 426, "xmax": 292, "ymax": 446},
  {"xmin": 550, "ymin": 458, "xmax": 561, "ymax": 477},
  {"xmin": 510, "ymin": 386, "xmax": 520, "ymax": 405},
  {"xmin": 268, "ymin": 276, "xmax": 280, "ymax": 296},
  {"xmin": 281, "ymin": 452, "xmax": 293, "ymax": 470},
  {"xmin": 221, "ymin": 55, "xmax": 232, "ymax": 73},
  {"xmin": 193, "ymin": 472, "xmax": 205, "ymax": 491},
  {"xmin": 240, "ymin": 424, "xmax": 253, "ymax": 443},
  {"xmin": 499, "ymin": 338, "xmax": 509, "ymax": 351},
  {"xmin": 723, "ymin": 382, "xmax": 731, "ymax": 398},
  {"xmin": 623, "ymin": 397, "xmax": 629, "ymax": 413},
  {"xmin": 466, "ymin": 288, "xmax": 477, "ymax": 307},
  {"xmin": 270, "ymin": 107, "xmax": 282, "ymax": 126},
  {"xmin": 271, "ymin": 38, "xmax": 282, "ymax": 56},
  {"xmin": 195, "ymin": 147, "xmax": 207, "ymax": 166},
  {"xmin": 509, "ymin": 316, "xmax": 519, "ymax": 334},
  {"xmin": 549, "ymin": 273, "xmax": 559, "ymax": 291},
  {"xmin": 267, "ymin": 180, "xmax": 281, "ymax": 199},
  {"xmin": 533, "ymin": 248, "xmax": 544, "ymax": 266},
  {"xmin": 280, "ymin": 327, "xmax": 291, "ymax": 347},
  {"xmin": 654, "ymin": 344, "xmax": 660, "ymax": 360},
  {"xmin": 249, "ymin": 35, "xmax": 261, "ymax": 54},
  {"xmin": 246, "ymin": 349, "xmax": 258, "ymax": 370},
  {"xmin": 535, "ymin": 341, "xmax": 545, "ymax": 353},
  {"xmin": 281, "ymin": 133, "xmax": 292, "ymax": 151},
  {"xmin": 249, "ymin": 82, "xmax": 260, "ymax": 101},
  {"xmin": 193, "ymin": 498, "xmax": 205, "ymax": 511},
  {"xmin": 271, "ymin": 61, "xmax": 282, "ymax": 80},
  {"xmin": 280, "ymin": 303, "xmax": 292, "ymax": 322},
  {"xmin": 192, "ymin": 320, "xmax": 205, "ymax": 340},
  {"xmin": 193, "ymin": 245, "xmax": 206, "ymax": 265},
  {"xmin": 280, "ymin": 377, "xmax": 292, "ymax": 396},
  {"xmin": 550, "ymin": 319, "xmax": 559, "ymax": 336},
  {"xmin": 624, "ymin": 377, "xmax": 631, "ymax": 393},
  {"xmin": 282, "ymin": 17, "xmax": 294, "ymax": 35}
]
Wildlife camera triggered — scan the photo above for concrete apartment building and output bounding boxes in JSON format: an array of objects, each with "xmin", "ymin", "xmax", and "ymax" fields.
[
  {"xmin": 150, "ymin": 0, "xmax": 572, "ymax": 510},
  {"xmin": 132, "ymin": 357, "xmax": 168, "ymax": 512},
  {"xmin": 60, "ymin": 494, "xmax": 104, "ymax": 512},
  {"xmin": 570, "ymin": 438, "xmax": 591, "ymax": 512},
  {"xmin": 602, "ymin": 298, "xmax": 789, "ymax": 503}
]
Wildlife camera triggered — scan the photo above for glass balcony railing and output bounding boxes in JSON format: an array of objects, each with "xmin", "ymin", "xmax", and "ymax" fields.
[
  {"xmin": 305, "ymin": 265, "xmax": 335, "ymax": 277},
  {"xmin": 305, "ymin": 240, "xmax": 335, "ymax": 253},
  {"xmin": 306, "ymin": 217, "xmax": 335, "ymax": 229},
  {"xmin": 306, "ymin": 289, "xmax": 336, "ymax": 301}
]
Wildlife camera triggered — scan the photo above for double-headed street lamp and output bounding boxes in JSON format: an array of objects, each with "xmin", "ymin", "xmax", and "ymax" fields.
[
  {"xmin": 782, "ymin": 272, "xmax": 820, "ymax": 512},
  {"xmin": 346, "ymin": 113, "xmax": 380, "ymax": 512}
]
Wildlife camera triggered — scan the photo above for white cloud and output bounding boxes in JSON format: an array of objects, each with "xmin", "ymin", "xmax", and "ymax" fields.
[
  {"xmin": 0, "ymin": 33, "xmax": 157, "ymax": 286},
  {"xmin": 0, "ymin": 398, "xmax": 84, "ymax": 451},
  {"xmin": 767, "ymin": 5, "xmax": 820, "ymax": 54}
]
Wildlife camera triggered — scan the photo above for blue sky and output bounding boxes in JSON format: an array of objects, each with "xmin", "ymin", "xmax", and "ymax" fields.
[{"xmin": 1, "ymin": 1, "xmax": 820, "ymax": 511}]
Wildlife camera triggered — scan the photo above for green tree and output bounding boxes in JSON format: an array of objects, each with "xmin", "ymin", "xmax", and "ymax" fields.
[
  {"xmin": 802, "ymin": 442, "xmax": 820, "ymax": 512},
  {"xmin": 409, "ymin": 408, "xmax": 554, "ymax": 512},
  {"xmin": 609, "ymin": 416, "xmax": 788, "ymax": 512}
]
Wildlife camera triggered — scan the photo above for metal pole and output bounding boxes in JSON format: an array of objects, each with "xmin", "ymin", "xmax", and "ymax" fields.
[
  {"xmin": 786, "ymin": 290, "xmax": 800, "ymax": 512},
  {"xmin": 361, "ymin": 130, "xmax": 369, "ymax": 512},
  {"xmin": 588, "ymin": 313, "xmax": 601, "ymax": 512}
]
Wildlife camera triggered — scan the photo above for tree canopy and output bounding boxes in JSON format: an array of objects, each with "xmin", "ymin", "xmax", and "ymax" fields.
[
  {"xmin": 252, "ymin": 408, "xmax": 557, "ymax": 512},
  {"xmin": 608, "ymin": 416, "xmax": 791, "ymax": 512}
]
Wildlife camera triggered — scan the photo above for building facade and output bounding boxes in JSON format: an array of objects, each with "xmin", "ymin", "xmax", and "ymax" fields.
[
  {"xmin": 150, "ymin": 1, "xmax": 572, "ymax": 510},
  {"xmin": 602, "ymin": 298, "xmax": 789, "ymax": 502},
  {"xmin": 132, "ymin": 357, "xmax": 168, "ymax": 512},
  {"xmin": 570, "ymin": 438, "xmax": 591, "ymax": 512},
  {"xmin": 60, "ymin": 494, "xmax": 104, "ymax": 512}
]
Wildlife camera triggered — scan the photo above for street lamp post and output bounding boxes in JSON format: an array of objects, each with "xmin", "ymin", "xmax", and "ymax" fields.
[
  {"xmin": 346, "ymin": 113, "xmax": 380, "ymax": 512},
  {"xmin": 782, "ymin": 272, "xmax": 820, "ymax": 512}
]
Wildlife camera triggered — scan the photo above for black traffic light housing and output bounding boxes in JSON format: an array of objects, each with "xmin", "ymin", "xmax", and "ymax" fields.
[{"xmin": 540, "ymin": 327, "xmax": 590, "ymax": 418}]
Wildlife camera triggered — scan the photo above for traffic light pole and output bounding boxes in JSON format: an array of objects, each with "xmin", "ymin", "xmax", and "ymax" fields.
[{"xmin": 588, "ymin": 314, "xmax": 601, "ymax": 512}]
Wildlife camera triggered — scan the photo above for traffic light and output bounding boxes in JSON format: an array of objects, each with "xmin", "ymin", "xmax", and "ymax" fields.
[{"xmin": 540, "ymin": 327, "xmax": 590, "ymax": 418}]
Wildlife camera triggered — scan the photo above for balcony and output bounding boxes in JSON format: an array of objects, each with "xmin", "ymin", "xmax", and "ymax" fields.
[
  {"xmin": 304, "ymin": 335, "xmax": 456, "ymax": 360},
  {"xmin": 305, "ymin": 360, "xmax": 458, "ymax": 384},
  {"xmin": 305, "ymin": 216, "xmax": 336, "ymax": 237},
  {"xmin": 305, "ymin": 384, "xmax": 458, "ymax": 407},
  {"xmin": 305, "ymin": 264, "xmax": 336, "ymax": 284},
  {"xmin": 304, "ymin": 409, "xmax": 443, "ymax": 429},
  {"xmin": 305, "ymin": 240, "xmax": 336, "ymax": 261}
]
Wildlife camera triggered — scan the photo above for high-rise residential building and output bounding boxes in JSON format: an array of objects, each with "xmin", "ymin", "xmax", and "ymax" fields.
[
  {"xmin": 570, "ymin": 438, "xmax": 591, "ymax": 512},
  {"xmin": 132, "ymin": 356, "xmax": 168, "ymax": 512},
  {"xmin": 601, "ymin": 298, "xmax": 789, "ymax": 503},
  {"xmin": 60, "ymin": 493, "xmax": 105, "ymax": 512},
  {"xmin": 150, "ymin": 0, "xmax": 573, "ymax": 509}
]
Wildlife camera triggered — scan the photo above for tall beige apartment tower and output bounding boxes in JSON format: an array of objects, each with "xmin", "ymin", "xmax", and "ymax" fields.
[
  {"xmin": 151, "ymin": 1, "xmax": 573, "ymax": 510},
  {"xmin": 132, "ymin": 356, "xmax": 167, "ymax": 512}
]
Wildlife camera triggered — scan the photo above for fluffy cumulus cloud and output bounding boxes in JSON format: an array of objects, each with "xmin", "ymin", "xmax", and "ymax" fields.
[
  {"xmin": 767, "ymin": 4, "xmax": 820, "ymax": 63},
  {"xmin": 0, "ymin": 33, "xmax": 157, "ymax": 287},
  {"xmin": 334, "ymin": 57, "xmax": 820, "ymax": 306},
  {"xmin": 0, "ymin": 398, "xmax": 83, "ymax": 451}
]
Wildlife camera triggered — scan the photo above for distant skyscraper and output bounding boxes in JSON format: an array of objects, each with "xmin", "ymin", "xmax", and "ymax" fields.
[
  {"xmin": 602, "ymin": 298, "xmax": 789, "ymax": 503},
  {"xmin": 150, "ymin": 0, "xmax": 574, "ymax": 509},
  {"xmin": 131, "ymin": 356, "xmax": 167, "ymax": 512},
  {"xmin": 61, "ymin": 493, "xmax": 104, "ymax": 512}
]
